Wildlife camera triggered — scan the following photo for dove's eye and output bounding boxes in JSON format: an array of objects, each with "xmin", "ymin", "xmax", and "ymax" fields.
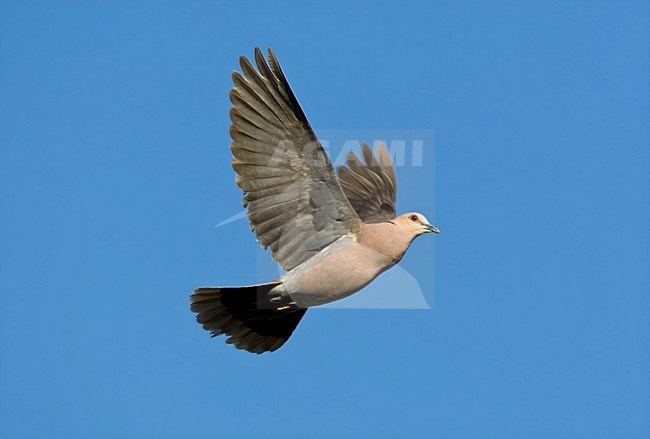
[{"xmin": 409, "ymin": 215, "xmax": 419, "ymax": 222}]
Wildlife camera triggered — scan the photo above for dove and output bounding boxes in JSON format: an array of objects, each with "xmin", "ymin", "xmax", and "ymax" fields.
[{"xmin": 190, "ymin": 48, "xmax": 439, "ymax": 354}]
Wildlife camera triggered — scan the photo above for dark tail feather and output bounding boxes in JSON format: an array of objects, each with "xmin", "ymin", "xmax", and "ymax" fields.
[{"xmin": 190, "ymin": 282, "xmax": 307, "ymax": 354}]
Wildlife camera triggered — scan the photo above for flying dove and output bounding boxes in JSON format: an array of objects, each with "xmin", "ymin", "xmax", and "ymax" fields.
[{"xmin": 190, "ymin": 48, "xmax": 439, "ymax": 354}]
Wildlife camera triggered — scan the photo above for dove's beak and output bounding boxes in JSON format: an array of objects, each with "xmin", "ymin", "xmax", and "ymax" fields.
[{"xmin": 424, "ymin": 224, "xmax": 440, "ymax": 234}]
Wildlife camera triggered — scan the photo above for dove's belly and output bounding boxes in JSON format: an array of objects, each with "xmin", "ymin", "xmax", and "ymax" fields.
[{"xmin": 280, "ymin": 235, "xmax": 397, "ymax": 307}]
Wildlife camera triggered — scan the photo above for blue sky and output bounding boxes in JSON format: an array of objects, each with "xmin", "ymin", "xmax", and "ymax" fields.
[{"xmin": 1, "ymin": 1, "xmax": 648, "ymax": 438}]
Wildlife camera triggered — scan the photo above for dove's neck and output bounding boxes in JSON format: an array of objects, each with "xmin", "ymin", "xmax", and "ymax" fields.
[{"xmin": 358, "ymin": 222, "xmax": 414, "ymax": 265}]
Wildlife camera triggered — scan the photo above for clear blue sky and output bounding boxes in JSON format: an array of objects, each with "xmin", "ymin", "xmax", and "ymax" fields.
[{"xmin": 1, "ymin": 1, "xmax": 648, "ymax": 438}]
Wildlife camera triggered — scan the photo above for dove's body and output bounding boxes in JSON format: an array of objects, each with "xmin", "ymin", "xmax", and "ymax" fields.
[
  {"xmin": 190, "ymin": 48, "xmax": 439, "ymax": 354},
  {"xmin": 279, "ymin": 222, "xmax": 413, "ymax": 307}
]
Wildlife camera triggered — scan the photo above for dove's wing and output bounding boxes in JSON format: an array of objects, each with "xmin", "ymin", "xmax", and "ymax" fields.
[
  {"xmin": 337, "ymin": 143, "xmax": 397, "ymax": 223},
  {"xmin": 230, "ymin": 48, "xmax": 362, "ymax": 271}
]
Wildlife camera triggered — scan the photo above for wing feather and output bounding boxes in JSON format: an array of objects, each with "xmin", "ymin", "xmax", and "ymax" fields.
[
  {"xmin": 337, "ymin": 142, "xmax": 397, "ymax": 223},
  {"xmin": 230, "ymin": 48, "xmax": 361, "ymax": 270}
]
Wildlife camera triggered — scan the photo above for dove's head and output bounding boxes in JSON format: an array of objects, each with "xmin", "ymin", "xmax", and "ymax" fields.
[{"xmin": 393, "ymin": 212, "xmax": 440, "ymax": 237}]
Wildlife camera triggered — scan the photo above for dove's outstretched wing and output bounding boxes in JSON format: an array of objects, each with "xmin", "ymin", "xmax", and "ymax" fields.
[
  {"xmin": 337, "ymin": 143, "xmax": 397, "ymax": 223},
  {"xmin": 230, "ymin": 48, "xmax": 362, "ymax": 271}
]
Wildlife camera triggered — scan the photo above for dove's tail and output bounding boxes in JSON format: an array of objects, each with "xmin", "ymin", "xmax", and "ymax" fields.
[{"xmin": 190, "ymin": 282, "xmax": 306, "ymax": 354}]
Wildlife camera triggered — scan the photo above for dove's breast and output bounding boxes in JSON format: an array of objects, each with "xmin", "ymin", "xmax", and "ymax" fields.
[{"xmin": 280, "ymin": 223, "xmax": 411, "ymax": 307}]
